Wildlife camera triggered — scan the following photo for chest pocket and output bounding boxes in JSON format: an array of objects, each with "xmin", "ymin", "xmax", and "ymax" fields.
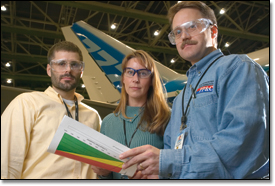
[{"xmin": 193, "ymin": 93, "xmax": 218, "ymax": 108}]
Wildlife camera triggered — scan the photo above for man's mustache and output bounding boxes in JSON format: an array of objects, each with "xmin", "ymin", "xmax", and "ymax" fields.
[
  {"xmin": 60, "ymin": 74, "xmax": 75, "ymax": 80},
  {"xmin": 181, "ymin": 40, "xmax": 198, "ymax": 49}
]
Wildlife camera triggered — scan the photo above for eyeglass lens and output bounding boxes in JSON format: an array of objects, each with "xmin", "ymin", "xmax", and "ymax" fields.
[
  {"xmin": 124, "ymin": 68, "xmax": 151, "ymax": 78},
  {"xmin": 176, "ymin": 21, "xmax": 203, "ymax": 37},
  {"xmin": 51, "ymin": 60, "xmax": 83, "ymax": 72},
  {"xmin": 169, "ymin": 19, "xmax": 211, "ymax": 45}
]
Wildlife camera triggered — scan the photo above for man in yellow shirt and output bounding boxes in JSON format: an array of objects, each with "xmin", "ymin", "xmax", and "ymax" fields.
[{"xmin": 1, "ymin": 41, "xmax": 101, "ymax": 179}]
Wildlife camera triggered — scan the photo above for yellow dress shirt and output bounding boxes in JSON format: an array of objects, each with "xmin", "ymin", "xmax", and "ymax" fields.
[{"xmin": 1, "ymin": 86, "xmax": 101, "ymax": 179}]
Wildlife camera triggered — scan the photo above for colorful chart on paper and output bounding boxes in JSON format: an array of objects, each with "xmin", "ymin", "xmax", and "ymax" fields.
[
  {"xmin": 47, "ymin": 116, "xmax": 137, "ymax": 177},
  {"xmin": 55, "ymin": 133, "xmax": 123, "ymax": 173}
]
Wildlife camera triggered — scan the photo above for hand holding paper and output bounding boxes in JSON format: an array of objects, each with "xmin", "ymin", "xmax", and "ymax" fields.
[
  {"xmin": 47, "ymin": 116, "xmax": 137, "ymax": 177},
  {"xmin": 119, "ymin": 144, "xmax": 160, "ymax": 176}
]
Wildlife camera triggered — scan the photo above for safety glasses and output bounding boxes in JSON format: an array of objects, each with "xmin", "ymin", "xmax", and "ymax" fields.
[
  {"xmin": 50, "ymin": 59, "xmax": 85, "ymax": 72},
  {"xmin": 168, "ymin": 18, "xmax": 213, "ymax": 45},
  {"xmin": 123, "ymin": 67, "xmax": 152, "ymax": 78}
]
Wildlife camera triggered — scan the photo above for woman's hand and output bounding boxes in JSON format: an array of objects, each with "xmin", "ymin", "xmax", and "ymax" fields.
[{"xmin": 91, "ymin": 165, "xmax": 111, "ymax": 177}]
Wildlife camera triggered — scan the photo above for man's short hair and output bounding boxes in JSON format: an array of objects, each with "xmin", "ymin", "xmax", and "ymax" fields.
[
  {"xmin": 167, "ymin": 1, "xmax": 217, "ymax": 27},
  {"xmin": 47, "ymin": 41, "xmax": 83, "ymax": 63}
]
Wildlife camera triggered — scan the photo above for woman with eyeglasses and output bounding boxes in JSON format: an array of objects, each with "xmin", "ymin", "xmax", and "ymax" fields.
[{"xmin": 91, "ymin": 50, "xmax": 171, "ymax": 179}]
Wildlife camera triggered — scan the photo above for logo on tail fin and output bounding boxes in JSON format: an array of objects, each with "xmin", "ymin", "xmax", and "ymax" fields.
[{"xmin": 71, "ymin": 23, "xmax": 125, "ymax": 92}]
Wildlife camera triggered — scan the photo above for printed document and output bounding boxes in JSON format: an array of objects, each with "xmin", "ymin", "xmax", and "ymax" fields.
[{"xmin": 48, "ymin": 115, "xmax": 137, "ymax": 177}]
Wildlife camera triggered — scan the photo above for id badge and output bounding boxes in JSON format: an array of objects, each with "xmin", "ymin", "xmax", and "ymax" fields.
[{"xmin": 174, "ymin": 131, "xmax": 185, "ymax": 149}]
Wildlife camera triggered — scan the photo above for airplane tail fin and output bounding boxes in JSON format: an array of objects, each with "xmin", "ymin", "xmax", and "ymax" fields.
[
  {"xmin": 62, "ymin": 21, "xmax": 125, "ymax": 103},
  {"xmin": 62, "ymin": 21, "xmax": 187, "ymax": 104}
]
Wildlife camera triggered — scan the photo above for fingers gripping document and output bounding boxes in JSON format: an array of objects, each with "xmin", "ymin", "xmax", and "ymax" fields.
[{"xmin": 47, "ymin": 116, "xmax": 137, "ymax": 177}]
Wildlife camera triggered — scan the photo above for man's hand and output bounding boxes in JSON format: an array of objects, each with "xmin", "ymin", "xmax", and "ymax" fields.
[
  {"xmin": 119, "ymin": 145, "xmax": 160, "ymax": 175},
  {"xmin": 129, "ymin": 171, "xmax": 159, "ymax": 179},
  {"xmin": 128, "ymin": 171, "xmax": 147, "ymax": 179}
]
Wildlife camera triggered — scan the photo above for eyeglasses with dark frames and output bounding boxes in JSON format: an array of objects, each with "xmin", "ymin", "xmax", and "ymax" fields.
[{"xmin": 123, "ymin": 67, "xmax": 152, "ymax": 78}]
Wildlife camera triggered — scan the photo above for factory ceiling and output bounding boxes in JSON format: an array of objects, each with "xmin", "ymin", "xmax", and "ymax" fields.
[{"xmin": 1, "ymin": 1, "xmax": 270, "ymax": 99}]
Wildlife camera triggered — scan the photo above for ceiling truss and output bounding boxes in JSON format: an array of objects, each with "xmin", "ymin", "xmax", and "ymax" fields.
[{"xmin": 1, "ymin": 1, "xmax": 269, "ymax": 98}]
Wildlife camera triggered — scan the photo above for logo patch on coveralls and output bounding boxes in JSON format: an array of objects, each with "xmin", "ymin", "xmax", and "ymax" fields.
[{"xmin": 196, "ymin": 85, "xmax": 213, "ymax": 94}]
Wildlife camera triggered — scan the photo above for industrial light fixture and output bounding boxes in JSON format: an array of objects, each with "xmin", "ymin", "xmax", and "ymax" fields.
[
  {"xmin": 1, "ymin": 5, "xmax": 7, "ymax": 11},
  {"xmin": 5, "ymin": 62, "xmax": 11, "ymax": 67},
  {"xmin": 220, "ymin": 8, "xmax": 225, "ymax": 14},
  {"xmin": 7, "ymin": 79, "xmax": 12, "ymax": 84},
  {"xmin": 111, "ymin": 23, "xmax": 117, "ymax": 30},
  {"xmin": 170, "ymin": 58, "xmax": 176, "ymax": 63},
  {"xmin": 225, "ymin": 42, "xmax": 230, "ymax": 47},
  {"xmin": 81, "ymin": 84, "xmax": 85, "ymax": 88},
  {"xmin": 154, "ymin": 30, "xmax": 159, "ymax": 36}
]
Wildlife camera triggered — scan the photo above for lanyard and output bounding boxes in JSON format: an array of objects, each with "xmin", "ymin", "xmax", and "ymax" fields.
[
  {"xmin": 123, "ymin": 120, "xmax": 142, "ymax": 148},
  {"xmin": 123, "ymin": 107, "xmax": 145, "ymax": 148},
  {"xmin": 181, "ymin": 55, "xmax": 223, "ymax": 130},
  {"xmin": 63, "ymin": 96, "xmax": 79, "ymax": 121}
]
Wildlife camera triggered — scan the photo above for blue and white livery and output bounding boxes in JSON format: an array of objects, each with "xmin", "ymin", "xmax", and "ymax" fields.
[{"xmin": 62, "ymin": 21, "xmax": 187, "ymax": 105}]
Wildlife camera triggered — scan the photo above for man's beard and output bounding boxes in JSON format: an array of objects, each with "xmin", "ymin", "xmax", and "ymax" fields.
[{"xmin": 51, "ymin": 71, "xmax": 80, "ymax": 92}]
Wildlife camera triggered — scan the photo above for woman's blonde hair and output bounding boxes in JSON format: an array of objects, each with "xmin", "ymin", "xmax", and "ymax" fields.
[{"xmin": 114, "ymin": 50, "xmax": 171, "ymax": 136}]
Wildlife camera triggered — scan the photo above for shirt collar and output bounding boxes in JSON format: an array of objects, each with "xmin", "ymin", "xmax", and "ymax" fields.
[
  {"xmin": 186, "ymin": 49, "xmax": 223, "ymax": 77},
  {"xmin": 44, "ymin": 86, "xmax": 84, "ymax": 104}
]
